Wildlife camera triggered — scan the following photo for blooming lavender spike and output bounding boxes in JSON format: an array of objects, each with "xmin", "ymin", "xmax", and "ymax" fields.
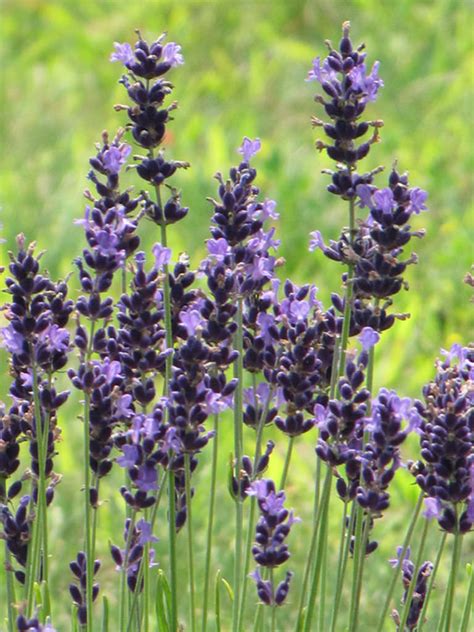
[
  {"xmin": 390, "ymin": 547, "xmax": 433, "ymax": 630},
  {"xmin": 412, "ymin": 344, "xmax": 474, "ymax": 533},
  {"xmin": 248, "ymin": 478, "xmax": 298, "ymax": 606}
]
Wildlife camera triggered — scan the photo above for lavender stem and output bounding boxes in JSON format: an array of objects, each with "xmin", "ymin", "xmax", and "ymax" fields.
[
  {"xmin": 232, "ymin": 298, "xmax": 244, "ymax": 632},
  {"xmin": 376, "ymin": 491, "xmax": 424, "ymax": 631},
  {"xmin": 201, "ymin": 414, "xmax": 219, "ymax": 632},
  {"xmin": 185, "ymin": 453, "xmax": 197, "ymax": 632},
  {"xmin": 330, "ymin": 501, "xmax": 355, "ymax": 632},
  {"xmin": 460, "ymin": 562, "xmax": 474, "ymax": 632},
  {"xmin": 437, "ymin": 529, "xmax": 463, "ymax": 632}
]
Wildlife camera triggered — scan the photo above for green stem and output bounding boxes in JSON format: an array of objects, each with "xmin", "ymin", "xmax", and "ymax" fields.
[
  {"xmin": 25, "ymin": 360, "xmax": 49, "ymax": 615},
  {"xmin": 398, "ymin": 514, "xmax": 430, "ymax": 631},
  {"xmin": 376, "ymin": 491, "xmax": 424, "ymax": 631},
  {"xmin": 317, "ymin": 516, "xmax": 328, "ymax": 632},
  {"xmin": 299, "ymin": 467, "xmax": 332, "ymax": 632},
  {"xmin": 119, "ymin": 510, "xmax": 137, "ymax": 632},
  {"xmin": 185, "ymin": 453, "xmax": 196, "ymax": 632},
  {"xmin": 460, "ymin": 562, "xmax": 474, "ymax": 632},
  {"xmin": 437, "ymin": 529, "xmax": 463, "ymax": 632},
  {"xmin": 330, "ymin": 501, "xmax": 354, "ymax": 632},
  {"xmin": 167, "ymin": 470, "xmax": 178, "ymax": 632},
  {"xmin": 201, "ymin": 414, "xmax": 219, "ymax": 632},
  {"xmin": 270, "ymin": 569, "xmax": 276, "ymax": 632},
  {"xmin": 232, "ymin": 298, "xmax": 244, "ymax": 632},
  {"xmin": 279, "ymin": 436, "xmax": 294, "ymax": 491},
  {"xmin": 348, "ymin": 507, "xmax": 370, "ymax": 632},
  {"xmin": 330, "ymin": 501, "xmax": 355, "ymax": 632},
  {"xmin": 337, "ymin": 196, "xmax": 356, "ymax": 377},
  {"xmin": 417, "ymin": 531, "xmax": 447, "ymax": 632},
  {"xmin": 142, "ymin": 509, "xmax": 150, "ymax": 632}
]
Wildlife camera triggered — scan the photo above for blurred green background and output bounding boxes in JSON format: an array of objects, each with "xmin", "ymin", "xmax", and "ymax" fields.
[{"xmin": 0, "ymin": 0, "xmax": 473, "ymax": 629}]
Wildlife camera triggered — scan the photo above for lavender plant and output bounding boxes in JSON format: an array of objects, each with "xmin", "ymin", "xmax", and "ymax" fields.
[{"xmin": 0, "ymin": 21, "xmax": 472, "ymax": 632}]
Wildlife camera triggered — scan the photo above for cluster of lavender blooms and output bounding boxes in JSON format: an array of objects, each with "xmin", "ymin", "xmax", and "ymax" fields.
[
  {"xmin": 411, "ymin": 344, "xmax": 474, "ymax": 533},
  {"xmin": 69, "ymin": 552, "xmax": 101, "ymax": 626},
  {"xmin": 390, "ymin": 547, "xmax": 433, "ymax": 630},
  {"xmin": 0, "ymin": 235, "xmax": 72, "ymax": 582},
  {"xmin": 307, "ymin": 23, "xmax": 427, "ymax": 336},
  {"xmin": 110, "ymin": 517, "xmax": 158, "ymax": 591},
  {"xmin": 247, "ymin": 479, "xmax": 298, "ymax": 606}
]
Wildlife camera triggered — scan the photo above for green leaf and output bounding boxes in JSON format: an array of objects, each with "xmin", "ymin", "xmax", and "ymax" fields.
[
  {"xmin": 221, "ymin": 576, "xmax": 234, "ymax": 602},
  {"xmin": 215, "ymin": 570, "xmax": 221, "ymax": 632},
  {"xmin": 155, "ymin": 569, "xmax": 171, "ymax": 632},
  {"xmin": 41, "ymin": 581, "xmax": 51, "ymax": 620},
  {"xmin": 101, "ymin": 595, "xmax": 109, "ymax": 632}
]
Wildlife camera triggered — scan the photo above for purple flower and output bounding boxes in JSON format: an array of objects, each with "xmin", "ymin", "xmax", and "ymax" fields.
[
  {"xmin": 349, "ymin": 61, "xmax": 384, "ymax": 103},
  {"xmin": 102, "ymin": 144, "xmax": 131, "ymax": 175},
  {"xmin": 358, "ymin": 327, "xmax": 380, "ymax": 350},
  {"xmin": 136, "ymin": 464, "xmax": 158, "ymax": 492},
  {"xmin": 116, "ymin": 445, "xmax": 140, "ymax": 469},
  {"xmin": 0, "ymin": 324, "xmax": 24, "ymax": 354},
  {"xmin": 39, "ymin": 324, "xmax": 70, "ymax": 353},
  {"xmin": 373, "ymin": 188, "xmax": 394, "ymax": 215},
  {"xmin": 409, "ymin": 188, "xmax": 428, "ymax": 214},
  {"xmin": 356, "ymin": 184, "xmax": 374, "ymax": 209},
  {"xmin": 238, "ymin": 137, "xmax": 261, "ymax": 162},
  {"xmin": 305, "ymin": 56, "xmax": 337, "ymax": 84},
  {"xmin": 180, "ymin": 309, "xmax": 204, "ymax": 336},
  {"xmin": 162, "ymin": 42, "xmax": 184, "ymax": 67},
  {"xmin": 260, "ymin": 199, "xmax": 279, "ymax": 221},
  {"xmin": 309, "ymin": 230, "xmax": 324, "ymax": 252},
  {"xmin": 152, "ymin": 243, "xmax": 172, "ymax": 270},
  {"xmin": 110, "ymin": 42, "xmax": 134, "ymax": 65},
  {"xmin": 135, "ymin": 518, "xmax": 159, "ymax": 546},
  {"xmin": 423, "ymin": 497, "xmax": 441, "ymax": 520},
  {"xmin": 206, "ymin": 238, "xmax": 229, "ymax": 261}
]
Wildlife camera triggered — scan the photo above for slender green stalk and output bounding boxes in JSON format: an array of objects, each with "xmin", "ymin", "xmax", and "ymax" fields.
[
  {"xmin": 437, "ymin": 529, "xmax": 463, "ymax": 632},
  {"xmin": 417, "ymin": 531, "xmax": 447, "ymax": 632},
  {"xmin": 270, "ymin": 569, "xmax": 276, "ymax": 632},
  {"xmin": 279, "ymin": 436, "xmax": 294, "ymax": 490},
  {"xmin": 348, "ymin": 507, "xmax": 370, "ymax": 632},
  {"xmin": 398, "ymin": 514, "xmax": 430, "ymax": 631},
  {"xmin": 184, "ymin": 453, "xmax": 197, "ymax": 632},
  {"xmin": 376, "ymin": 491, "xmax": 424, "ymax": 631},
  {"xmin": 201, "ymin": 413, "xmax": 219, "ymax": 632},
  {"xmin": 119, "ymin": 510, "xmax": 137, "ymax": 632},
  {"xmin": 231, "ymin": 298, "xmax": 244, "ymax": 632},
  {"xmin": 142, "ymin": 511, "xmax": 150, "ymax": 632},
  {"xmin": 25, "ymin": 360, "xmax": 50, "ymax": 616},
  {"xmin": 317, "ymin": 516, "xmax": 328, "ymax": 632},
  {"xmin": 460, "ymin": 563, "xmax": 474, "ymax": 632},
  {"xmin": 155, "ymin": 187, "xmax": 178, "ymax": 632},
  {"xmin": 1, "ymin": 478, "xmax": 14, "ymax": 632},
  {"xmin": 337, "ymin": 196, "xmax": 356, "ymax": 377},
  {"xmin": 238, "ymin": 497, "xmax": 256, "ymax": 632},
  {"xmin": 330, "ymin": 501, "xmax": 355, "ymax": 632},
  {"xmin": 167, "ymin": 470, "xmax": 178, "ymax": 632},
  {"xmin": 297, "ymin": 467, "xmax": 332, "ymax": 632}
]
